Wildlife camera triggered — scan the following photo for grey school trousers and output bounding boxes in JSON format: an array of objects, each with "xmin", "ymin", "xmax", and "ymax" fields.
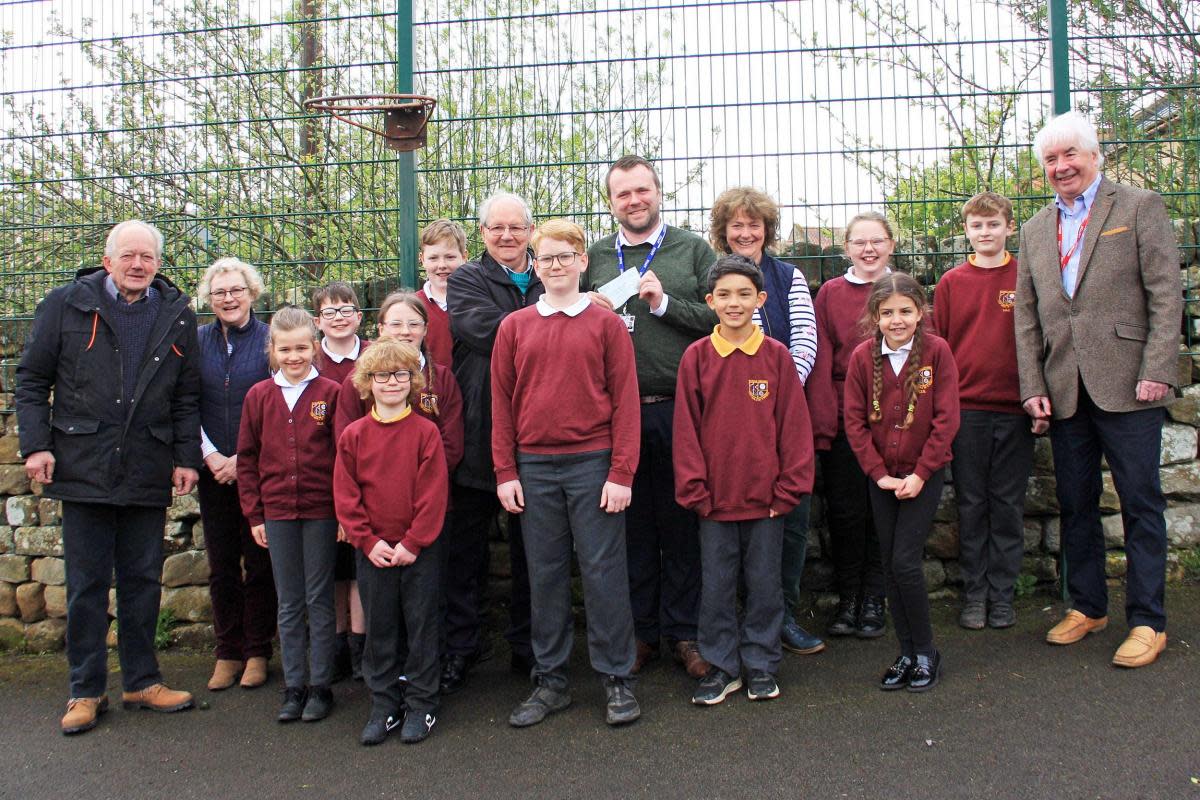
[{"xmin": 264, "ymin": 518, "xmax": 338, "ymax": 689}]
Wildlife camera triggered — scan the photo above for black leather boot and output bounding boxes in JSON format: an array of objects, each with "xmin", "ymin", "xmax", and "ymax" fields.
[{"xmin": 828, "ymin": 593, "xmax": 859, "ymax": 637}]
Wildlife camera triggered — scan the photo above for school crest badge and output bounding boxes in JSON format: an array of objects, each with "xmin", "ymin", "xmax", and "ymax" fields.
[
  {"xmin": 748, "ymin": 380, "xmax": 769, "ymax": 402},
  {"xmin": 310, "ymin": 400, "xmax": 328, "ymax": 424},
  {"xmin": 997, "ymin": 290, "xmax": 1016, "ymax": 311},
  {"xmin": 915, "ymin": 366, "xmax": 934, "ymax": 394},
  {"xmin": 419, "ymin": 391, "xmax": 440, "ymax": 416}
]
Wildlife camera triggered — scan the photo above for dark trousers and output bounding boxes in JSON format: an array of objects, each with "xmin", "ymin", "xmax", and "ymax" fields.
[
  {"xmin": 518, "ymin": 450, "xmax": 636, "ymax": 689},
  {"xmin": 265, "ymin": 518, "xmax": 338, "ymax": 688},
  {"xmin": 626, "ymin": 399, "xmax": 701, "ymax": 645},
  {"xmin": 61, "ymin": 502, "xmax": 165, "ymax": 698},
  {"xmin": 781, "ymin": 496, "xmax": 813, "ymax": 617},
  {"xmin": 698, "ymin": 517, "xmax": 784, "ymax": 677},
  {"xmin": 1050, "ymin": 386, "xmax": 1168, "ymax": 630},
  {"xmin": 198, "ymin": 472, "xmax": 276, "ymax": 660},
  {"xmin": 443, "ymin": 484, "xmax": 531, "ymax": 661},
  {"xmin": 820, "ymin": 434, "xmax": 884, "ymax": 599},
  {"xmin": 356, "ymin": 542, "xmax": 441, "ymax": 717},
  {"xmin": 952, "ymin": 410, "xmax": 1035, "ymax": 605},
  {"xmin": 868, "ymin": 471, "xmax": 945, "ymax": 658}
]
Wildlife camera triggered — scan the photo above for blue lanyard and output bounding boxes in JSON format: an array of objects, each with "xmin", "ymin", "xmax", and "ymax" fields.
[{"xmin": 616, "ymin": 225, "xmax": 667, "ymax": 276}]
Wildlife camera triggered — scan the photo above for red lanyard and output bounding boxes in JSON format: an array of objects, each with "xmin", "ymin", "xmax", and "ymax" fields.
[{"xmin": 1056, "ymin": 211, "xmax": 1090, "ymax": 272}]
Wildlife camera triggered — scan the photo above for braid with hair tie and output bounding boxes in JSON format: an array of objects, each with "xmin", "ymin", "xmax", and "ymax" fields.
[
  {"xmin": 870, "ymin": 328, "xmax": 884, "ymax": 423},
  {"xmin": 899, "ymin": 323, "xmax": 925, "ymax": 430}
]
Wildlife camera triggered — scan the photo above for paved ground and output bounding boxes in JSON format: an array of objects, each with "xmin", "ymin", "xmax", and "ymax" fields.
[{"xmin": 1, "ymin": 587, "xmax": 1197, "ymax": 800}]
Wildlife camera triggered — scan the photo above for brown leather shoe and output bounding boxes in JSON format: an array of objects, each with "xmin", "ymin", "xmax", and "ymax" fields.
[
  {"xmin": 1046, "ymin": 610, "xmax": 1108, "ymax": 645},
  {"xmin": 1112, "ymin": 626, "xmax": 1166, "ymax": 668},
  {"xmin": 240, "ymin": 656, "xmax": 269, "ymax": 689},
  {"xmin": 121, "ymin": 683, "xmax": 194, "ymax": 713},
  {"xmin": 673, "ymin": 640, "xmax": 711, "ymax": 679},
  {"xmin": 61, "ymin": 696, "xmax": 108, "ymax": 735},
  {"xmin": 632, "ymin": 640, "xmax": 659, "ymax": 674},
  {"xmin": 207, "ymin": 659, "xmax": 244, "ymax": 691}
]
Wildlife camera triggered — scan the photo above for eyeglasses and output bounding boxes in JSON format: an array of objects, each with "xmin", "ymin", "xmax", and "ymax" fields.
[
  {"xmin": 210, "ymin": 286, "xmax": 248, "ymax": 300},
  {"xmin": 484, "ymin": 224, "xmax": 530, "ymax": 237},
  {"xmin": 534, "ymin": 252, "xmax": 582, "ymax": 268},
  {"xmin": 847, "ymin": 238, "xmax": 891, "ymax": 249},
  {"xmin": 380, "ymin": 320, "xmax": 426, "ymax": 331},
  {"xmin": 318, "ymin": 305, "xmax": 359, "ymax": 319},
  {"xmin": 371, "ymin": 370, "xmax": 413, "ymax": 384}
]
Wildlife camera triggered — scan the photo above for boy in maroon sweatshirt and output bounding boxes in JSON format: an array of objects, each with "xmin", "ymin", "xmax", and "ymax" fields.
[
  {"xmin": 334, "ymin": 339, "xmax": 448, "ymax": 747},
  {"xmin": 674, "ymin": 255, "xmax": 814, "ymax": 706},
  {"xmin": 933, "ymin": 192, "xmax": 1044, "ymax": 631},
  {"xmin": 491, "ymin": 220, "xmax": 642, "ymax": 728}
]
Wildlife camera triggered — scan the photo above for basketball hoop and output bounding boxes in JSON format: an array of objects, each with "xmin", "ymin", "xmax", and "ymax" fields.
[{"xmin": 303, "ymin": 94, "xmax": 437, "ymax": 152}]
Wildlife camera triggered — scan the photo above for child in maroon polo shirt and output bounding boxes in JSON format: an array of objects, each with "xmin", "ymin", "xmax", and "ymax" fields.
[
  {"xmin": 334, "ymin": 339, "xmax": 448, "ymax": 747},
  {"xmin": 844, "ymin": 273, "xmax": 960, "ymax": 693},
  {"xmin": 236, "ymin": 306, "xmax": 340, "ymax": 723},
  {"xmin": 673, "ymin": 255, "xmax": 814, "ymax": 706},
  {"xmin": 933, "ymin": 192, "xmax": 1045, "ymax": 631}
]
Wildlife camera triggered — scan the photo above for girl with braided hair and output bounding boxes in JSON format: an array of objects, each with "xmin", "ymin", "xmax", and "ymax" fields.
[{"xmin": 843, "ymin": 273, "xmax": 960, "ymax": 692}]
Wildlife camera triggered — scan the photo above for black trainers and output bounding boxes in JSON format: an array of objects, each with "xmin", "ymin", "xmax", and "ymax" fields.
[
  {"xmin": 828, "ymin": 594, "xmax": 859, "ymax": 637},
  {"xmin": 958, "ymin": 601, "xmax": 986, "ymax": 630},
  {"xmin": 301, "ymin": 686, "xmax": 333, "ymax": 722},
  {"xmin": 360, "ymin": 711, "xmax": 401, "ymax": 746},
  {"xmin": 277, "ymin": 687, "xmax": 307, "ymax": 723},
  {"xmin": 907, "ymin": 651, "xmax": 942, "ymax": 693},
  {"xmin": 746, "ymin": 671, "xmax": 780, "ymax": 701},
  {"xmin": 400, "ymin": 710, "xmax": 437, "ymax": 744},
  {"xmin": 602, "ymin": 676, "xmax": 640, "ymax": 726},
  {"xmin": 691, "ymin": 668, "xmax": 743, "ymax": 706},
  {"xmin": 856, "ymin": 595, "xmax": 886, "ymax": 638},
  {"xmin": 987, "ymin": 603, "xmax": 1016, "ymax": 629},
  {"xmin": 509, "ymin": 683, "xmax": 572, "ymax": 728}
]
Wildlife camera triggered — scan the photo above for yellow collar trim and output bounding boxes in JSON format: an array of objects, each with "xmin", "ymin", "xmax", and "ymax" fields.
[
  {"xmin": 967, "ymin": 250, "xmax": 1012, "ymax": 267},
  {"xmin": 371, "ymin": 405, "xmax": 412, "ymax": 424},
  {"xmin": 710, "ymin": 324, "xmax": 764, "ymax": 357}
]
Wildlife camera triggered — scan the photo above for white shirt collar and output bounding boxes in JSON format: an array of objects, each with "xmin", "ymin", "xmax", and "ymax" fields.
[
  {"xmin": 273, "ymin": 365, "xmax": 320, "ymax": 388},
  {"xmin": 882, "ymin": 338, "xmax": 913, "ymax": 356},
  {"xmin": 320, "ymin": 335, "xmax": 361, "ymax": 363},
  {"xmin": 844, "ymin": 265, "xmax": 891, "ymax": 285},
  {"xmin": 617, "ymin": 218, "xmax": 666, "ymax": 248},
  {"xmin": 536, "ymin": 295, "xmax": 591, "ymax": 317},
  {"xmin": 422, "ymin": 280, "xmax": 448, "ymax": 311}
]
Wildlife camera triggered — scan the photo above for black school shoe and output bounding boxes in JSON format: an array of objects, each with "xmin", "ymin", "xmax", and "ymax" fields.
[
  {"xmin": 440, "ymin": 654, "xmax": 469, "ymax": 695},
  {"xmin": 360, "ymin": 711, "xmax": 402, "ymax": 746},
  {"xmin": 278, "ymin": 687, "xmax": 307, "ymax": 722},
  {"xmin": 856, "ymin": 596, "xmax": 887, "ymax": 638},
  {"xmin": 907, "ymin": 651, "xmax": 942, "ymax": 693},
  {"xmin": 301, "ymin": 686, "xmax": 333, "ymax": 722},
  {"xmin": 880, "ymin": 656, "xmax": 913, "ymax": 691},
  {"xmin": 827, "ymin": 594, "xmax": 859, "ymax": 637},
  {"xmin": 401, "ymin": 710, "xmax": 437, "ymax": 744},
  {"xmin": 987, "ymin": 603, "xmax": 1016, "ymax": 629}
]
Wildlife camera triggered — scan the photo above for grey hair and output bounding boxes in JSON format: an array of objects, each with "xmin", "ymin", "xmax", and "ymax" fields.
[
  {"xmin": 1033, "ymin": 111, "xmax": 1105, "ymax": 169},
  {"xmin": 478, "ymin": 192, "xmax": 533, "ymax": 228},
  {"xmin": 104, "ymin": 220, "xmax": 164, "ymax": 260},
  {"xmin": 197, "ymin": 256, "xmax": 266, "ymax": 305}
]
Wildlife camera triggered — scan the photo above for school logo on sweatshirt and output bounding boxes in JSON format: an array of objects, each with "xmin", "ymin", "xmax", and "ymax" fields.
[
  {"xmin": 419, "ymin": 391, "xmax": 440, "ymax": 416},
  {"xmin": 915, "ymin": 366, "xmax": 934, "ymax": 394},
  {"xmin": 748, "ymin": 380, "xmax": 769, "ymax": 402},
  {"xmin": 310, "ymin": 400, "xmax": 329, "ymax": 425},
  {"xmin": 997, "ymin": 290, "xmax": 1016, "ymax": 311}
]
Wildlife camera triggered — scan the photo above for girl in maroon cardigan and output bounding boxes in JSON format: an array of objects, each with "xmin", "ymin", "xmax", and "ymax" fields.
[
  {"xmin": 237, "ymin": 306, "xmax": 341, "ymax": 722},
  {"xmin": 843, "ymin": 274, "xmax": 959, "ymax": 693}
]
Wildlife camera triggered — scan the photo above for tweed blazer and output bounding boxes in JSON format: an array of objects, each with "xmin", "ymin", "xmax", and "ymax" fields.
[{"xmin": 1014, "ymin": 176, "xmax": 1182, "ymax": 417}]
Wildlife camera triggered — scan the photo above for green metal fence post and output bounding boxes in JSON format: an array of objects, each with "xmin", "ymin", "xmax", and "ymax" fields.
[{"xmin": 396, "ymin": 0, "xmax": 418, "ymax": 289}]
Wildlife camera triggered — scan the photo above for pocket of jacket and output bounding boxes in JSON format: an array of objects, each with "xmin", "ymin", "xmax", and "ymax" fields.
[
  {"xmin": 148, "ymin": 422, "xmax": 174, "ymax": 444},
  {"xmin": 50, "ymin": 415, "xmax": 100, "ymax": 435},
  {"xmin": 1114, "ymin": 322, "xmax": 1148, "ymax": 342}
]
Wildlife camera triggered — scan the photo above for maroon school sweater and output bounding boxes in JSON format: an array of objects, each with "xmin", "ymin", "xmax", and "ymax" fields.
[
  {"xmin": 490, "ymin": 302, "xmax": 640, "ymax": 486},
  {"xmin": 673, "ymin": 327, "xmax": 814, "ymax": 520},
  {"xmin": 843, "ymin": 333, "xmax": 960, "ymax": 483},
  {"xmin": 317, "ymin": 337, "xmax": 369, "ymax": 387},
  {"xmin": 417, "ymin": 290, "xmax": 454, "ymax": 369},
  {"xmin": 931, "ymin": 256, "xmax": 1023, "ymax": 414},
  {"xmin": 331, "ymin": 360, "xmax": 464, "ymax": 473},
  {"xmin": 334, "ymin": 408, "xmax": 448, "ymax": 557},
  {"xmin": 806, "ymin": 276, "xmax": 875, "ymax": 449},
  {"xmin": 236, "ymin": 376, "xmax": 340, "ymax": 526}
]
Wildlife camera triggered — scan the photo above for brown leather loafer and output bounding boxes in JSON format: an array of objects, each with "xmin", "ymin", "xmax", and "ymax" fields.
[
  {"xmin": 1112, "ymin": 626, "xmax": 1166, "ymax": 668},
  {"xmin": 207, "ymin": 659, "xmax": 244, "ymax": 691},
  {"xmin": 673, "ymin": 640, "xmax": 711, "ymax": 679},
  {"xmin": 61, "ymin": 696, "xmax": 108, "ymax": 735},
  {"xmin": 1046, "ymin": 610, "xmax": 1108, "ymax": 645},
  {"xmin": 121, "ymin": 683, "xmax": 194, "ymax": 713},
  {"xmin": 240, "ymin": 656, "xmax": 269, "ymax": 689}
]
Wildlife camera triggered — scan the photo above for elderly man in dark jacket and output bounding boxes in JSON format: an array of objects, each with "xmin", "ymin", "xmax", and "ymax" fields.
[{"xmin": 16, "ymin": 220, "xmax": 202, "ymax": 735}]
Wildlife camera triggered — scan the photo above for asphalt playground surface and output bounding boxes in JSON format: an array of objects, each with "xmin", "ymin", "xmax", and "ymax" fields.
[{"xmin": 1, "ymin": 587, "xmax": 1197, "ymax": 800}]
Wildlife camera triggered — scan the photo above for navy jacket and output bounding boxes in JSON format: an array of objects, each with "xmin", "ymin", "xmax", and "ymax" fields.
[
  {"xmin": 759, "ymin": 253, "xmax": 795, "ymax": 349},
  {"xmin": 198, "ymin": 313, "xmax": 270, "ymax": 456}
]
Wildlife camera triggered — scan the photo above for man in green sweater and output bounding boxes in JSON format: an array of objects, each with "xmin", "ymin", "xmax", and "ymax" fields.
[{"xmin": 585, "ymin": 155, "xmax": 716, "ymax": 678}]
